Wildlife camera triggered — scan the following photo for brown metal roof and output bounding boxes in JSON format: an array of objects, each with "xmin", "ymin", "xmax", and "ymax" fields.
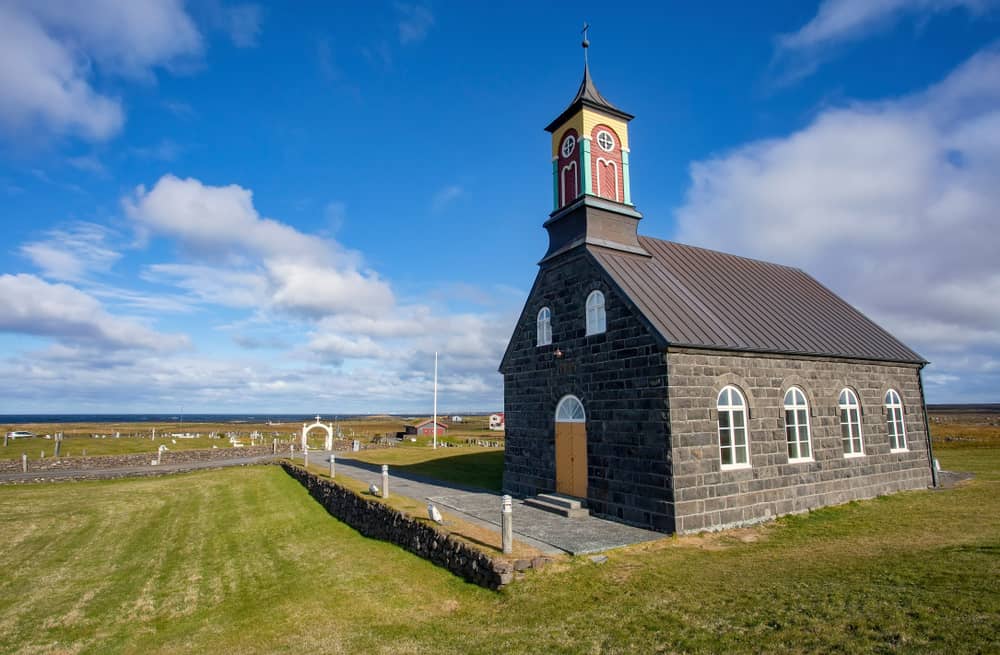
[{"xmin": 590, "ymin": 237, "xmax": 925, "ymax": 364}]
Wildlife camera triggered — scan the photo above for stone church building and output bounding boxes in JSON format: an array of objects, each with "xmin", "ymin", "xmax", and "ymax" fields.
[{"xmin": 499, "ymin": 61, "xmax": 936, "ymax": 534}]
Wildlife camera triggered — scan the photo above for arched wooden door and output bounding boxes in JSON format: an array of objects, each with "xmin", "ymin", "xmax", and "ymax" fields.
[{"xmin": 554, "ymin": 395, "xmax": 587, "ymax": 498}]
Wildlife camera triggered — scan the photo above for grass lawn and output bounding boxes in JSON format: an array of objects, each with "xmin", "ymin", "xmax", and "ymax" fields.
[
  {"xmin": 0, "ymin": 434, "xmax": 237, "ymax": 460},
  {"xmin": 1, "ymin": 443, "xmax": 998, "ymax": 654},
  {"xmin": 347, "ymin": 445, "xmax": 504, "ymax": 491}
]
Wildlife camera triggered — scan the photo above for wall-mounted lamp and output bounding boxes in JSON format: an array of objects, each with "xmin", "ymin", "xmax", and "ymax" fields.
[{"xmin": 554, "ymin": 348, "xmax": 564, "ymax": 359}]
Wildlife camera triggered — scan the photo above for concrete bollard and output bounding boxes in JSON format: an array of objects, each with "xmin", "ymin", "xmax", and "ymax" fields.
[
  {"xmin": 329, "ymin": 453, "xmax": 335, "ymax": 478},
  {"xmin": 501, "ymin": 495, "xmax": 513, "ymax": 555},
  {"xmin": 40, "ymin": 450, "xmax": 44, "ymax": 460},
  {"xmin": 54, "ymin": 438, "xmax": 61, "ymax": 458},
  {"xmin": 381, "ymin": 464, "xmax": 389, "ymax": 499},
  {"xmin": 272, "ymin": 438, "xmax": 277, "ymax": 455},
  {"xmin": 290, "ymin": 443, "xmax": 295, "ymax": 457},
  {"xmin": 21, "ymin": 453, "xmax": 27, "ymax": 473},
  {"xmin": 3, "ymin": 433, "xmax": 7, "ymax": 447}
]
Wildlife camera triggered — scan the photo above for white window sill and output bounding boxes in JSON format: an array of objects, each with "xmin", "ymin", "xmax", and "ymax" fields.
[
  {"xmin": 889, "ymin": 447, "xmax": 909, "ymax": 454},
  {"xmin": 787, "ymin": 457, "xmax": 814, "ymax": 464},
  {"xmin": 720, "ymin": 463, "xmax": 751, "ymax": 471},
  {"xmin": 843, "ymin": 452, "xmax": 865, "ymax": 459}
]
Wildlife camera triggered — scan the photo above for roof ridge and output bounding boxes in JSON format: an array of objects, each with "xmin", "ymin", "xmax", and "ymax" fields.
[{"xmin": 637, "ymin": 235, "xmax": 806, "ymax": 273}]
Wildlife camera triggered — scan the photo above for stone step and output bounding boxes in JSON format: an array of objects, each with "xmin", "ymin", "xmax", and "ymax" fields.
[
  {"xmin": 535, "ymin": 493, "xmax": 586, "ymax": 510},
  {"xmin": 524, "ymin": 495, "xmax": 590, "ymax": 518}
]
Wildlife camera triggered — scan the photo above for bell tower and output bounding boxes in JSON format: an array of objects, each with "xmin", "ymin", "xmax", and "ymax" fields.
[{"xmin": 542, "ymin": 27, "xmax": 647, "ymax": 262}]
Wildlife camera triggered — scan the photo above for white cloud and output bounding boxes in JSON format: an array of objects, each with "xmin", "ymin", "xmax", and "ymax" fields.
[
  {"xmin": 20, "ymin": 222, "xmax": 122, "ymax": 281},
  {"xmin": 775, "ymin": 0, "xmax": 998, "ymax": 81},
  {"xmin": 127, "ymin": 175, "xmax": 395, "ymax": 319},
  {"xmin": 267, "ymin": 261, "xmax": 394, "ymax": 319},
  {"xmin": 780, "ymin": 0, "xmax": 992, "ymax": 51},
  {"xmin": 675, "ymin": 47, "xmax": 1000, "ymax": 400},
  {"xmin": 126, "ymin": 174, "xmax": 329, "ymax": 262},
  {"xmin": 208, "ymin": 3, "xmax": 262, "ymax": 48},
  {"xmin": 431, "ymin": 184, "xmax": 463, "ymax": 213},
  {"xmin": 396, "ymin": 3, "xmax": 434, "ymax": 45},
  {"xmin": 0, "ymin": 274, "xmax": 188, "ymax": 352},
  {"xmin": 0, "ymin": 0, "xmax": 204, "ymax": 142}
]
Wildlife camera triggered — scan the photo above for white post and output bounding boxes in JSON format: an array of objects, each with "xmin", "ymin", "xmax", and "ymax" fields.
[
  {"xmin": 501, "ymin": 494, "xmax": 513, "ymax": 555},
  {"xmin": 304, "ymin": 445, "xmax": 309, "ymax": 467},
  {"xmin": 433, "ymin": 351, "xmax": 438, "ymax": 450},
  {"xmin": 21, "ymin": 453, "xmax": 27, "ymax": 473},
  {"xmin": 272, "ymin": 438, "xmax": 277, "ymax": 454},
  {"xmin": 329, "ymin": 453, "xmax": 335, "ymax": 478},
  {"xmin": 381, "ymin": 464, "xmax": 389, "ymax": 499}
]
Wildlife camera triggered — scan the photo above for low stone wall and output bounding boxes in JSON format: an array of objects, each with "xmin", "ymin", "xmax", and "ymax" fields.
[
  {"xmin": 280, "ymin": 462, "xmax": 516, "ymax": 590},
  {"xmin": 0, "ymin": 444, "xmax": 278, "ymax": 473}
]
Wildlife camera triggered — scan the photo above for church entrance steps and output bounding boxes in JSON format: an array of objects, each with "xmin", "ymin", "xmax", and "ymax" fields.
[{"xmin": 524, "ymin": 493, "xmax": 590, "ymax": 518}]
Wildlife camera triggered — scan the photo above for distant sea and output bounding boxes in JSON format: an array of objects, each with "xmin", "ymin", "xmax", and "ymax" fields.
[{"xmin": 0, "ymin": 414, "xmax": 436, "ymax": 425}]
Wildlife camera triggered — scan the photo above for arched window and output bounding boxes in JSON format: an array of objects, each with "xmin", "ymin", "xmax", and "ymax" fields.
[
  {"xmin": 839, "ymin": 388, "xmax": 864, "ymax": 457},
  {"xmin": 885, "ymin": 389, "xmax": 907, "ymax": 451},
  {"xmin": 717, "ymin": 386, "xmax": 750, "ymax": 469},
  {"xmin": 783, "ymin": 387, "xmax": 812, "ymax": 462},
  {"xmin": 536, "ymin": 307, "xmax": 552, "ymax": 347},
  {"xmin": 585, "ymin": 290, "xmax": 606, "ymax": 335},
  {"xmin": 555, "ymin": 395, "xmax": 585, "ymax": 422}
]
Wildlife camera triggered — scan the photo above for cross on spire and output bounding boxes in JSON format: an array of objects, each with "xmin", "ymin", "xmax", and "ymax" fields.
[{"xmin": 581, "ymin": 22, "xmax": 590, "ymax": 66}]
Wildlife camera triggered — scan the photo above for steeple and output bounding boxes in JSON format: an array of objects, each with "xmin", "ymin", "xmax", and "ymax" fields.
[
  {"xmin": 544, "ymin": 62, "xmax": 634, "ymax": 134},
  {"xmin": 541, "ymin": 28, "xmax": 646, "ymax": 263}
]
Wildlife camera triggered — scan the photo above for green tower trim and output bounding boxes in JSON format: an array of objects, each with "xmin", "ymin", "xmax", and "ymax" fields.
[
  {"xmin": 622, "ymin": 149, "xmax": 633, "ymax": 205},
  {"xmin": 581, "ymin": 136, "xmax": 593, "ymax": 196}
]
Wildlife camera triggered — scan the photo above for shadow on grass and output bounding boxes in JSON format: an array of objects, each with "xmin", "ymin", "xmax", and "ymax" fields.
[{"xmin": 391, "ymin": 450, "xmax": 504, "ymax": 492}]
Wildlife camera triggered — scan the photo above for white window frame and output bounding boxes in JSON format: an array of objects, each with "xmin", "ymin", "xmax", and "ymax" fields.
[
  {"xmin": 555, "ymin": 395, "xmax": 585, "ymax": 423},
  {"xmin": 885, "ymin": 389, "xmax": 907, "ymax": 452},
  {"xmin": 839, "ymin": 388, "xmax": 865, "ymax": 458},
  {"xmin": 561, "ymin": 134, "xmax": 576, "ymax": 158},
  {"xmin": 783, "ymin": 387, "xmax": 813, "ymax": 463},
  {"xmin": 585, "ymin": 290, "xmax": 606, "ymax": 336},
  {"xmin": 536, "ymin": 307, "xmax": 552, "ymax": 347},
  {"xmin": 717, "ymin": 385, "xmax": 750, "ymax": 470},
  {"xmin": 596, "ymin": 129, "xmax": 614, "ymax": 152}
]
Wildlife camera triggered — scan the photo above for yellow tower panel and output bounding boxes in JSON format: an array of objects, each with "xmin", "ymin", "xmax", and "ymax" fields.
[{"xmin": 551, "ymin": 108, "xmax": 630, "ymax": 157}]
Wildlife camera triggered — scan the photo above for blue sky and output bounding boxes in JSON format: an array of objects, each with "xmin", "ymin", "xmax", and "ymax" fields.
[{"xmin": 1, "ymin": 0, "xmax": 998, "ymax": 413}]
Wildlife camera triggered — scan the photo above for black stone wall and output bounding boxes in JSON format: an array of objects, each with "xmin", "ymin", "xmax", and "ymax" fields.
[
  {"xmin": 667, "ymin": 350, "xmax": 934, "ymax": 532},
  {"xmin": 500, "ymin": 248, "xmax": 675, "ymax": 531}
]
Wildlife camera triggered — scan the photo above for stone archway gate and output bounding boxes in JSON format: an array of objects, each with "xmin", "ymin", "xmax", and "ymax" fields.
[{"xmin": 302, "ymin": 416, "xmax": 334, "ymax": 450}]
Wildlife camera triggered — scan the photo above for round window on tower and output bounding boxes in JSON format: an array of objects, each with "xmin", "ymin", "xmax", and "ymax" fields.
[
  {"xmin": 596, "ymin": 130, "xmax": 615, "ymax": 152},
  {"xmin": 561, "ymin": 134, "xmax": 576, "ymax": 158}
]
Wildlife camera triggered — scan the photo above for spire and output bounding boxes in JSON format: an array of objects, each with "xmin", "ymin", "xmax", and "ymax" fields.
[{"xmin": 545, "ymin": 26, "xmax": 634, "ymax": 133}]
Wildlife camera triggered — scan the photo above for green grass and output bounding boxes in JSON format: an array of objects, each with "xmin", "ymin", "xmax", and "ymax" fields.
[
  {"xmin": 0, "ymin": 434, "xmax": 238, "ymax": 460},
  {"xmin": 1, "ymin": 449, "xmax": 997, "ymax": 654},
  {"xmin": 347, "ymin": 446, "xmax": 504, "ymax": 491}
]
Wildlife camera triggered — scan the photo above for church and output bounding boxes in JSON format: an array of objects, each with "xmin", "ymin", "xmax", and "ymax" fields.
[{"xmin": 499, "ymin": 52, "xmax": 936, "ymax": 534}]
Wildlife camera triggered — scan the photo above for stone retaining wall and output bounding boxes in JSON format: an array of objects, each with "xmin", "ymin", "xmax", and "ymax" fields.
[
  {"xmin": 0, "ymin": 444, "xmax": 279, "ymax": 473},
  {"xmin": 281, "ymin": 462, "xmax": 517, "ymax": 590}
]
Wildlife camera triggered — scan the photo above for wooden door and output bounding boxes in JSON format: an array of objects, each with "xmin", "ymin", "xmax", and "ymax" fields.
[
  {"xmin": 555, "ymin": 421, "xmax": 587, "ymax": 498},
  {"xmin": 571, "ymin": 422, "xmax": 587, "ymax": 498}
]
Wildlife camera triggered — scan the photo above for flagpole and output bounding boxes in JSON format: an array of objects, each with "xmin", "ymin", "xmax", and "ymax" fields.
[{"xmin": 433, "ymin": 351, "xmax": 438, "ymax": 450}]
